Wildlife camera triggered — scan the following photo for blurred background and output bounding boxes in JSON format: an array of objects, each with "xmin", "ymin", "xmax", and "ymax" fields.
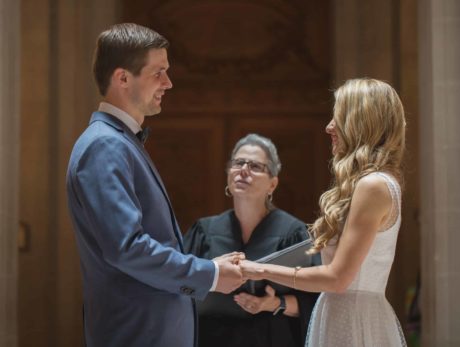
[{"xmin": 0, "ymin": 0, "xmax": 459, "ymax": 346}]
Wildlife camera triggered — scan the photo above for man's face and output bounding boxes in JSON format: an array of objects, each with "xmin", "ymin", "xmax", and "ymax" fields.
[{"xmin": 128, "ymin": 48, "xmax": 172, "ymax": 117}]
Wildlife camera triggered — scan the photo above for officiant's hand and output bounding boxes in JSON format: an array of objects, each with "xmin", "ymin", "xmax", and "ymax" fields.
[
  {"xmin": 233, "ymin": 285, "xmax": 279, "ymax": 315},
  {"xmin": 239, "ymin": 259, "xmax": 266, "ymax": 280}
]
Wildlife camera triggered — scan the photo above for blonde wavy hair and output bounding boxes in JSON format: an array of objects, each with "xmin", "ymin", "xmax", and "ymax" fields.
[{"xmin": 309, "ymin": 78, "xmax": 406, "ymax": 254}]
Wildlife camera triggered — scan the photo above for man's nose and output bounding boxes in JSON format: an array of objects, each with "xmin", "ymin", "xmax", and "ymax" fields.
[{"xmin": 162, "ymin": 73, "xmax": 173, "ymax": 89}]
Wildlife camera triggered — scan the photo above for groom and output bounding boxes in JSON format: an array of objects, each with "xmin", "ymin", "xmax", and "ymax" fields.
[{"xmin": 66, "ymin": 23, "xmax": 244, "ymax": 347}]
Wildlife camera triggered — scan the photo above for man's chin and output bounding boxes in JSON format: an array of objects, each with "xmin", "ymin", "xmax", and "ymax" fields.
[{"xmin": 145, "ymin": 107, "xmax": 162, "ymax": 117}]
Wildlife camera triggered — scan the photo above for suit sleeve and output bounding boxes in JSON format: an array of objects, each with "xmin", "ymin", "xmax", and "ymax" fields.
[{"xmin": 70, "ymin": 135, "xmax": 215, "ymax": 300}]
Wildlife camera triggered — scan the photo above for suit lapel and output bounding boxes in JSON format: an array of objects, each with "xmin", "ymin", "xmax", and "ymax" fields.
[
  {"xmin": 124, "ymin": 133, "xmax": 185, "ymax": 252},
  {"xmin": 90, "ymin": 112, "xmax": 185, "ymax": 251}
]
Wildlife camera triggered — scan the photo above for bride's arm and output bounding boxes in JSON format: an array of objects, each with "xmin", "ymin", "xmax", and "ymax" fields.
[{"xmin": 240, "ymin": 175, "xmax": 392, "ymax": 293}]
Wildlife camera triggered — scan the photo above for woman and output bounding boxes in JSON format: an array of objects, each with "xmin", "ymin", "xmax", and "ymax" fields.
[
  {"xmin": 184, "ymin": 134, "xmax": 320, "ymax": 347},
  {"xmin": 240, "ymin": 79, "xmax": 407, "ymax": 346}
]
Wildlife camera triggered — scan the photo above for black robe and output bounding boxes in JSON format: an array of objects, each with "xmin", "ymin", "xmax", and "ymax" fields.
[{"xmin": 184, "ymin": 209, "xmax": 321, "ymax": 347}]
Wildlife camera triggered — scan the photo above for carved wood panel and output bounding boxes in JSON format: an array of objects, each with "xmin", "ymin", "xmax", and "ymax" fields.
[
  {"xmin": 144, "ymin": 117, "xmax": 226, "ymax": 231},
  {"xmin": 124, "ymin": 0, "xmax": 332, "ymax": 231},
  {"xmin": 123, "ymin": 0, "xmax": 330, "ymax": 80},
  {"xmin": 144, "ymin": 113, "xmax": 332, "ymax": 231}
]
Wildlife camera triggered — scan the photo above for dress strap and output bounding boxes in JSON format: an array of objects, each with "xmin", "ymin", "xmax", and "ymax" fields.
[{"xmin": 369, "ymin": 172, "xmax": 401, "ymax": 231}]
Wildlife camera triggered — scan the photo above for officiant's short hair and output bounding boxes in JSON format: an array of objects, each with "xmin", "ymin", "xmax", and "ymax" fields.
[{"xmin": 231, "ymin": 134, "xmax": 282, "ymax": 177}]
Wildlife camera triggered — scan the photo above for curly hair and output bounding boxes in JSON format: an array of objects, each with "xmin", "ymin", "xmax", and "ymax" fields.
[{"xmin": 309, "ymin": 78, "xmax": 406, "ymax": 254}]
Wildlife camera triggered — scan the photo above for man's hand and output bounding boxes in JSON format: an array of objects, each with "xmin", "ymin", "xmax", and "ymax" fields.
[
  {"xmin": 213, "ymin": 252, "xmax": 246, "ymax": 294},
  {"xmin": 213, "ymin": 251, "xmax": 245, "ymax": 264}
]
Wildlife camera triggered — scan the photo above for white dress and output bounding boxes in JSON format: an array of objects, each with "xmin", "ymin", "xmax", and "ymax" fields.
[{"xmin": 306, "ymin": 172, "xmax": 407, "ymax": 347}]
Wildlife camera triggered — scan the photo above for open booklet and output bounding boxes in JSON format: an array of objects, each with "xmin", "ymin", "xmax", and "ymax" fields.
[
  {"xmin": 197, "ymin": 239, "xmax": 315, "ymax": 318},
  {"xmin": 246, "ymin": 239, "xmax": 314, "ymax": 295},
  {"xmin": 255, "ymin": 239, "xmax": 313, "ymax": 266}
]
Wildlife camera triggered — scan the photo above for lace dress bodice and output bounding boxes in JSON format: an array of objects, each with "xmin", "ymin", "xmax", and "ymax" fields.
[
  {"xmin": 306, "ymin": 172, "xmax": 407, "ymax": 347},
  {"xmin": 321, "ymin": 172, "xmax": 401, "ymax": 293}
]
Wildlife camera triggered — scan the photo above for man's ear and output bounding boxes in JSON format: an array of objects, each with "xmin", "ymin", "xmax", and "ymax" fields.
[{"xmin": 112, "ymin": 68, "xmax": 129, "ymax": 87}]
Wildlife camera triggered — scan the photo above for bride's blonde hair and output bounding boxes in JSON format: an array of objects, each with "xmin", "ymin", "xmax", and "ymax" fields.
[{"xmin": 309, "ymin": 78, "xmax": 406, "ymax": 254}]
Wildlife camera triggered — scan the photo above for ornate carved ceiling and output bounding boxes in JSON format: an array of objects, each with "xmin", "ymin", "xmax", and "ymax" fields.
[{"xmin": 124, "ymin": 0, "xmax": 329, "ymax": 80}]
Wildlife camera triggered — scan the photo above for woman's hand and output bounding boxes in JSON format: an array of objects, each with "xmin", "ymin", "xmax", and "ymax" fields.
[
  {"xmin": 213, "ymin": 251, "xmax": 245, "ymax": 265},
  {"xmin": 234, "ymin": 285, "xmax": 279, "ymax": 315},
  {"xmin": 239, "ymin": 260, "xmax": 266, "ymax": 280}
]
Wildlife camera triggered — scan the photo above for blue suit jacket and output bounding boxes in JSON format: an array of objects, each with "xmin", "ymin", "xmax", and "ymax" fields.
[{"xmin": 66, "ymin": 112, "xmax": 215, "ymax": 347}]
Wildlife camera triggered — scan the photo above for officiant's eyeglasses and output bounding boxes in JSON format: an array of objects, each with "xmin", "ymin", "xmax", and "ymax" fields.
[{"xmin": 228, "ymin": 158, "xmax": 268, "ymax": 173}]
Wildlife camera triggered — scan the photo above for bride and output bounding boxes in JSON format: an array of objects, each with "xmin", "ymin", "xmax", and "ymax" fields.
[{"xmin": 240, "ymin": 78, "xmax": 407, "ymax": 346}]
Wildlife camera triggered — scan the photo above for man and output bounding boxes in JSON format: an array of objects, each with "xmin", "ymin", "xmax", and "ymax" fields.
[{"xmin": 66, "ymin": 23, "xmax": 244, "ymax": 347}]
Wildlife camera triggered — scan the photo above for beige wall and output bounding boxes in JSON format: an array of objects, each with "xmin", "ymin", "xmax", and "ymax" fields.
[
  {"xmin": 0, "ymin": 0, "xmax": 20, "ymax": 346},
  {"xmin": 18, "ymin": 0, "xmax": 119, "ymax": 345},
  {"xmin": 19, "ymin": 1, "xmax": 54, "ymax": 345}
]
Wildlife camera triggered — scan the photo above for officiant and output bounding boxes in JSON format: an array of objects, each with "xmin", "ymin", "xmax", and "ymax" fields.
[{"xmin": 184, "ymin": 134, "xmax": 320, "ymax": 347}]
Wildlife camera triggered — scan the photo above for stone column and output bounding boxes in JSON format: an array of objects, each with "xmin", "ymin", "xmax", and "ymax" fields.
[
  {"xmin": 0, "ymin": 0, "xmax": 20, "ymax": 346},
  {"xmin": 54, "ymin": 1, "xmax": 119, "ymax": 345},
  {"xmin": 332, "ymin": 0, "xmax": 421, "ymax": 329},
  {"xmin": 17, "ymin": 0, "xmax": 119, "ymax": 345},
  {"xmin": 419, "ymin": 0, "xmax": 460, "ymax": 346}
]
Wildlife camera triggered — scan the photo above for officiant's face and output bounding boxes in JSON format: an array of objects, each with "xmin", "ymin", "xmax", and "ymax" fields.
[{"xmin": 227, "ymin": 145, "xmax": 278, "ymax": 202}]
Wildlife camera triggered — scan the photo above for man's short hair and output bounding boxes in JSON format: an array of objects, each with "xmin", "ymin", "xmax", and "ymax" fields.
[{"xmin": 93, "ymin": 23, "xmax": 169, "ymax": 96}]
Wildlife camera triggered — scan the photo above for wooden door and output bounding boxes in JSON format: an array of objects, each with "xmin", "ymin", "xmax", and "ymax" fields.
[{"xmin": 123, "ymin": 0, "xmax": 333, "ymax": 232}]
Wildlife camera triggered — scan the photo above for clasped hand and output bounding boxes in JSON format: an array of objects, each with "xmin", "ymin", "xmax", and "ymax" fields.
[
  {"xmin": 214, "ymin": 254, "xmax": 267, "ymax": 294},
  {"xmin": 213, "ymin": 252, "xmax": 246, "ymax": 294}
]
